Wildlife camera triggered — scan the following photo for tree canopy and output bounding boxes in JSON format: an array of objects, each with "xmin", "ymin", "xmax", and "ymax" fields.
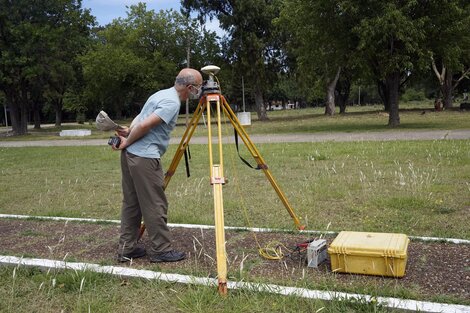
[
  {"xmin": 182, "ymin": 0, "xmax": 287, "ymax": 120},
  {"xmin": 0, "ymin": 0, "xmax": 94, "ymax": 134},
  {"xmin": 79, "ymin": 3, "xmax": 222, "ymax": 119},
  {"xmin": 0, "ymin": 0, "xmax": 469, "ymax": 133}
]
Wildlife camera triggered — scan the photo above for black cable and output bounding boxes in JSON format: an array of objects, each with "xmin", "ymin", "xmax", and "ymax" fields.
[
  {"xmin": 233, "ymin": 128, "xmax": 261, "ymax": 170},
  {"xmin": 184, "ymin": 146, "xmax": 190, "ymax": 178}
]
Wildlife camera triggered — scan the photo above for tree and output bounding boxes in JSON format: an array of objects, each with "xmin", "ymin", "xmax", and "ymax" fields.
[
  {"xmin": 279, "ymin": 0, "xmax": 357, "ymax": 115},
  {"xmin": 80, "ymin": 43, "xmax": 146, "ymax": 118},
  {"xmin": 44, "ymin": 1, "xmax": 94, "ymax": 126},
  {"xmin": 281, "ymin": 1, "xmax": 435, "ymax": 126},
  {"xmin": 426, "ymin": 0, "xmax": 470, "ymax": 109},
  {"xmin": 79, "ymin": 4, "xmax": 221, "ymax": 118},
  {"xmin": 341, "ymin": 1, "xmax": 429, "ymax": 126},
  {"xmin": 0, "ymin": 0, "xmax": 94, "ymax": 135},
  {"xmin": 182, "ymin": 0, "xmax": 285, "ymax": 121},
  {"xmin": 336, "ymin": 69, "xmax": 353, "ymax": 114}
]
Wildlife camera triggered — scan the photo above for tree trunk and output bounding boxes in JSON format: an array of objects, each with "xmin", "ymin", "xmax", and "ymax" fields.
[
  {"xmin": 337, "ymin": 98, "xmax": 345, "ymax": 114},
  {"xmin": 33, "ymin": 107, "xmax": 41, "ymax": 129},
  {"xmin": 20, "ymin": 100, "xmax": 29, "ymax": 134},
  {"xmin": 54, "ymin": 98, "xmax": 63, "ymax": 127},
  {"xmin": 336, "ymin": 77, "xmax": 350, "ymax": 114},
  {"xmin": 254, "ymin": 84, "xmax": 268, "ymax": 121},
  {"xmin": 32, "ymin": 99, "xmax": 41, "ymax": 129},
  {"xmin": 431, "ymin": 58, "xmax": 453, "ymax": 109},
  {"xmin": 432, "ymin": 58, "xmax": 470, "ymax": 109},
  {"xmin": 377, "ymin": 80, "xmax": 390, "ymax": 111},
  {"xmin": 7, "ymin": 94, "xmax": 21, "ymax": 135},
  {"xmin": 442, "ymin": 69, "xmax": 453, "ymax": 109},
  {"xmin": 20, "ymin": 85, "xmax": 30, "ymax": 133},
  {"xmin": 55, "ymin": 109, "xmax": 62, "ymax": 127},
  {"xmin": 6, "ymin": 87, "xmax": 28, "ymax": 135},
  {"xmin": 386, "ymin": 71, "xmax": 400, "ymax": 127},
  {"xmin": 325, "ymin": 67, "xmax": 341, "ymax": 116}
]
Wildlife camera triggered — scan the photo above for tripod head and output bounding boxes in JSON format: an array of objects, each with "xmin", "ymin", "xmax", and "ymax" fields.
[{"xmin": 201, "ymin": 65, "xmax": 221, "ymax": 95}]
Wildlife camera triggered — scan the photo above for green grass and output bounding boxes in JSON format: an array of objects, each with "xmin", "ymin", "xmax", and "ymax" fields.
[
  {"xmin": 1, "ymin": 102, "xmax": 470, "ymax": 141},
  {"xmin": 0, "ymin": 266, "xmax": 401, "ymax": 313},
  {"xmin": 0, "ymin": 140, "xmax": 469, "ymax": 239},
  {"xmin": 0, "ymin": 104, "xmax": 469, "ymax": 311},
  {"xmin": 240, "ymin": 105, "xmax": 470, "ymax": 135}
]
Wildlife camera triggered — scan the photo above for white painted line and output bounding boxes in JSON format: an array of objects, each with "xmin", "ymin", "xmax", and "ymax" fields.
[
  {"xmin": 0, "ymin": 214, "xmax": 469, "ymax": 244},
  {"xmin": 0, "ymin": 214, "xmax": 120, "ymax": 224},
  {"xmin": 1, "ymin": 256, "xmax": 469, "ymax": 313}
]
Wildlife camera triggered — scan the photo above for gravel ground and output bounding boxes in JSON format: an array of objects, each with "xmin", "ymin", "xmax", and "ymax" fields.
[{"xmin": 0, "ymin": 219, "xmax": 468, "ymax": 305}]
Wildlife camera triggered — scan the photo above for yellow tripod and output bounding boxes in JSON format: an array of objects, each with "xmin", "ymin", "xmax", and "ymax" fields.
[{"xmin": 140, "ymin": 66, "xmax": 304, "ymax": 294}]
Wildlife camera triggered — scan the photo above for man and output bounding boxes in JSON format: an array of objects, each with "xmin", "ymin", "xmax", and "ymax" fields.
[{"xmin": 112, "ymin": 68, "xmax": 203, "ymax": 263}]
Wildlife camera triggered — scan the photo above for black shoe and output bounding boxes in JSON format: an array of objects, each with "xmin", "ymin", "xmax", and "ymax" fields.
[
  {"xmin": 149, "ymin": 250, "xmax": 186, "ymax": 263},
  {"xmin": 117, "ymin": 247, "xmax": 146, "ymax": 262}
]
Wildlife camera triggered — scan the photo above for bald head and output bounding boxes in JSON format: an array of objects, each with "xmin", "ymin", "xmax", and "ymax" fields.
[
  {"xmin": 174, "ymin": 68, "xmax": 203, "ymax": 101},
  {"xmin": 175, "ymin": 68, "xmax": 203, "ymax": 88}
]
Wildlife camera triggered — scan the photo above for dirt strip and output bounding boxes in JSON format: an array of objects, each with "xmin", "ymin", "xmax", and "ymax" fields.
[{"xmin": 0, "ymin": 219, "xmax": 468, "ymax": 304}]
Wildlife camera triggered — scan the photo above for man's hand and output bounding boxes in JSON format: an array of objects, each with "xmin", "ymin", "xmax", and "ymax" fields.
[
  {"xmin": 111, "ymin": 113, "xmax": 162, "ymax": 151},
  {"xmin": 116, "ymin": 126, "xmax": 130, "ymax": 137},
  {"xmin": 117, "ymin": 136, "xmax": 128, "ymax": 150},
  {"xmin": 111, "ymin": 135, "xmax": 128, "ymax": 150}
]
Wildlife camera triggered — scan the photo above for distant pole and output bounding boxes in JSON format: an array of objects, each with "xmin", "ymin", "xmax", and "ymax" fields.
[
  {"xmin": 242, "ymin": 76, "xmax": 246, "ymax": 112},
  {"xmin": 358, "ymin": 86, "xmax": 361, "ymax": 106}
]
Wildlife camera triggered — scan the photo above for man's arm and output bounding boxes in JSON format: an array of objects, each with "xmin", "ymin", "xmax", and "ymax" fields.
[
  {"xmin": 114, "ymin": 113, "xmax": 162, "ymax": 150},
  {"xmin": 115, "ymin": 114, "xmax": 141, "ymax": 138}
]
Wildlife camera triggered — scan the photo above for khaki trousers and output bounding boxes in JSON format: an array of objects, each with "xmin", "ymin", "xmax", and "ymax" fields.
[{"xmin": 118, "ymin": 151, "xmax": 172, "ymax": 255}]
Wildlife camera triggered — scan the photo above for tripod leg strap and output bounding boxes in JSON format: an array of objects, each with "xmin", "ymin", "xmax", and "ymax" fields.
[
  {"xmin": 184, "ymin": 145, "xmax": 191, "ymax": 178},
  {"xmin": 234, "ymin": 128, "xmax": 261, "ymax": 170}
]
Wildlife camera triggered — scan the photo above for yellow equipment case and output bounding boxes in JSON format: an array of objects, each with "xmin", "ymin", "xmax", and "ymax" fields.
[{"xmin": 328, "ymin": 231, "xmax": 409, "ymax": 277}]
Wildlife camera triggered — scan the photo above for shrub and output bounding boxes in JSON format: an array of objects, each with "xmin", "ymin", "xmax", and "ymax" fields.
[
  {"xmin": 76, "ymin": 113, "xmax": 86, "ymax": 124},
  {"xmin": 401, "ymin": 88, "xmax": 427, "ymax": 102}
]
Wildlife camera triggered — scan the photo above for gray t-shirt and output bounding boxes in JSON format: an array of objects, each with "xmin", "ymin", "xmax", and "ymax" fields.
[{"xmin": 126, "ymin": 87, "xmax": 180, "ymax": 158}]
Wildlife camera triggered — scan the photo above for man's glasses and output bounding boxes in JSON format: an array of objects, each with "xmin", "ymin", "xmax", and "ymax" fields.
[{"xmin": 189, "ymin": 84, "xmax": 202, "ymax": 92}]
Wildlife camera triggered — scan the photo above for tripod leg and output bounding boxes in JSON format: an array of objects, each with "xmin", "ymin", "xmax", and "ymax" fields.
[
  {"xmin": 220, "ymin": 96, "xmax": 304, "ymax": 230},
  {"xmin": 205, "ymin": 94, "xmax": 228, "ymax": 294},
  {"xmin": 212, "ymin": 165, "xmax": 227, "ymax": 295},
  {"xmin": 164, "ymin": 99, "xmax": 207, "ymax": 188}
]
